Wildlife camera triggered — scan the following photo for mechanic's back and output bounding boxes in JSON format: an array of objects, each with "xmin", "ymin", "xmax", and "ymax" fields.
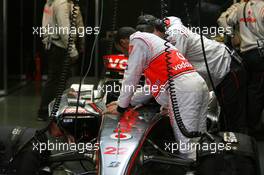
[{"xmin": 166, "ymin": 17, "xmax": 231, "ymax": 86}]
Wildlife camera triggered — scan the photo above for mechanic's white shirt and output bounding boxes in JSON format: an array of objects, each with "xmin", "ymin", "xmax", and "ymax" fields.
[
  {"xmin": 166, "ymin": 17, "xmax": 231, "ymax": 87},
  {"xmin": 227, "ymin": 0, "xmax": 264, "ymax": 52},
  {"xmin": 117, "ymin": 31, "xmax": 195, "ymax": 108}
]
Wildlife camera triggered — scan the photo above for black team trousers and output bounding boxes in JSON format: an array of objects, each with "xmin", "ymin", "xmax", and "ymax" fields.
[
  {"xmin": 216, "ymin": 58, "xmax": 248, "ymax": 133},
  {"xmin": 242, "ymin": 48, "xmax": 264, "ymax": 134}
]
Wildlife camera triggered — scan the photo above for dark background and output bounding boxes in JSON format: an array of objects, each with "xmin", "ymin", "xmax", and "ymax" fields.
[
  {"xmin": 0, "ymin": 0, "xmax": 233, "ymax": 95},
  {"xmin": 0, "ymin": 0, "xmax": 3, "ymax": 92}
]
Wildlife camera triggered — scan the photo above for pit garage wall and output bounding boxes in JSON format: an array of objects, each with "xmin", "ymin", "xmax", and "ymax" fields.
[
  {"xmin": 0, "ymin": 0, "xmax": 44, "ymax": 96},
  {"xmin": 0, "ymin": 0, "xmax": 3, "ymax": 91},
  {"xmin": 0, "ymin": 0, "xmax": 25, "ymax": 96},
  {"xmin": 0, "ymin": 0, "xmax": 7, "ymax": 96}
]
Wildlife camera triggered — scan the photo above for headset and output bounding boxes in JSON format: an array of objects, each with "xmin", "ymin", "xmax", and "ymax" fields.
[{"xmin": 136, "ymin": 15, "xmax": 166, "ymax": 33}]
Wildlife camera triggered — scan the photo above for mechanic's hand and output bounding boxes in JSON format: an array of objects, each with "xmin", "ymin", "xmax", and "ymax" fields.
[
  {"xmin": 103, "ymin": 102, "xmax": 121, "ymax": 115},
  {"xmin": 106, "ymin": 101, "xmax": 118, "ymax": 108}
]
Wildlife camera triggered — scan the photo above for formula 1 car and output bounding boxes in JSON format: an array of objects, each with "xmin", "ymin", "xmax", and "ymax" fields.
[
  {"xmin": 45, "ymin": 83, "xmax": 196, "ymax": 175},
  {"xmin": 0, "ymin": 54, "xmax": 259, "ymax": 175},
  {"xmin": 41, "ymin": 54, "xmax": 259, "ymax": 175},
  {"xmin": 42, "ymin": 54, "xmax": 201, "ymax": 174},
  {"xmin": 45, "ymin": 80, "xmax": 260, "ymax": 175}
]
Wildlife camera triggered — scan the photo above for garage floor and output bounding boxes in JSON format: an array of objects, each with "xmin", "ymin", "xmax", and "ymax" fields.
[{"xmin": 0, "ymin": 80, "xmax": 263, "ymax": 174}]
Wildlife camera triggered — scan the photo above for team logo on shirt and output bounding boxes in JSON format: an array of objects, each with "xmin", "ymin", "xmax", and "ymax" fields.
[
  {"xmin": 176, "ymin": 52, "xmax": 186, "ymax": 61},
  {"xmin": 240, "ymin": 9, "xmax": 256, "ymax": 23}
]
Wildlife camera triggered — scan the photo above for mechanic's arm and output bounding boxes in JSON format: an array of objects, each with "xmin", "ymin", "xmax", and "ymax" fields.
[
  {"xmin": 55, "ymin": 1, "xmax": 78, "ymax": 58},
  {"xmin": 116, "ymin": 39, "xmax": 149, "ymax": 113},
  {"xmin": 217, "ymin": 3, "xmax": 239, "ymax": 34},
  {"xmin": 130, "ymin": 84, "xmax": 153, "ymax": 107},
  {"xmin": 226, "ymin": 5, "xmax": 239, "ymax": 28}
]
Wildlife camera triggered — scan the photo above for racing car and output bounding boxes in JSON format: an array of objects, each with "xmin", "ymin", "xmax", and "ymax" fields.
[
  {"xmin": 41, "ymin": 54, "xmax": 259, "ymax": 175},
  {"xmin": 0, "ymin": 54, "xmax": 259, "ymax": 175}
]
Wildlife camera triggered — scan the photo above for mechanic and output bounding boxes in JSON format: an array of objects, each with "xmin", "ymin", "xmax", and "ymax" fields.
[
  {"xmin": 136, "ymin": 15, "xmax": 248, "ymax": 133},
  {"xmin": 38, "ymin": 0, "xmax": 84, "ymax": 121},
  {"xmin": 227, "ymin": 0, "xmax": 264, "ymax": 135},
  {"xmin": 104, "ymin": 27, "xmax": 209, "ymax": 160},
  {"xmin": 217, "ymin": 0, "xmax": 248, "ymax": 49}
]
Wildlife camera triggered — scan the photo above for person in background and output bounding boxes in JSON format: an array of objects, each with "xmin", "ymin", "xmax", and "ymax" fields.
[
  {"xmin": 37, "ymin": 0, "xmax": 84, "ymax": 121},
  {"xmin": 227, "ymin": 0, "xmax": 264, "ymax": 136},
  {"xmin": 217, "ymin": 0, "xmax": 248, "ymax": 49}
]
